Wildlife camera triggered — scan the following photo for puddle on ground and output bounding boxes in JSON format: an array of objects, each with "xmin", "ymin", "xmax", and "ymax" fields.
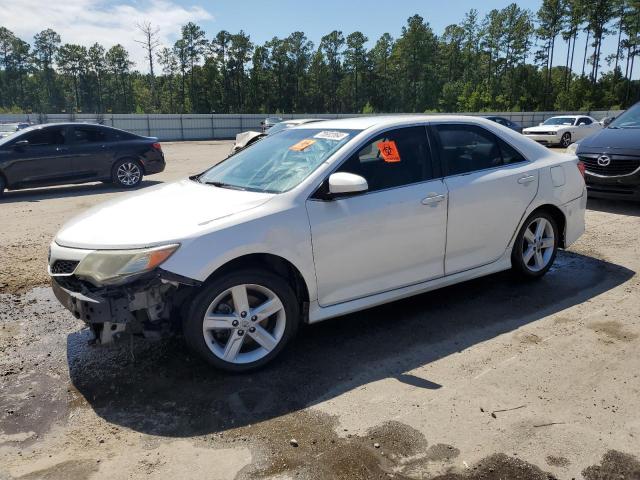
[
  {"xmin": 582, "ymin": 450, "xmax": 640, "ymax": 480},
  {"xmin": 546, "ymin": 455, "xmax": 571, "ymax": 467},
  {"xmin": 0, "ymin": 371, "xmax": 70, "ymax": 447},
  {"xmin": 223, "ymin": 410, "xmax": 454, "ymax": 479}
]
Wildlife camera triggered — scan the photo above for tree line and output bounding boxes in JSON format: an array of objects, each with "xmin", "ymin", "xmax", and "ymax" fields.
[{"xmin": 0, "ymin": 0, "xmax": 639, "ymax": 116}]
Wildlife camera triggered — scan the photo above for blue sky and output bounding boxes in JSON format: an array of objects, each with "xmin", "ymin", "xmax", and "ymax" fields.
[
  {"xmin": 3, "ymin": 0, "xmax": 625, "ymax": 75},
  {"xmin": 199, "ymin": 0, "xmax": 620, "ymax": 72}
]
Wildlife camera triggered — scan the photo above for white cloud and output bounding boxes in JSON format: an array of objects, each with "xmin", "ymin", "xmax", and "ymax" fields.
[{"xmin": 2, "ymin": 0, "xmax": 213, "ymax": 71}]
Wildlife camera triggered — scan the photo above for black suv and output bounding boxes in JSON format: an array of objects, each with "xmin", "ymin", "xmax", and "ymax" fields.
[
  {"xmin": 572, "ymin": 102, "xmax": 640, "ymax": 200},
  {"xmin": 0, "ymin": 123, "xmax": 165, "ymax": 196}
]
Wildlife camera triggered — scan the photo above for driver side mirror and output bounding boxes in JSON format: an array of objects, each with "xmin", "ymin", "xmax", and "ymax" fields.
[
  {"xmin": 603, "ymin": 116, "xmax": 615, "ymax": 127},
  {"xmin": 12, "ymin": 139, "xmax": 29, "ymax": 149},
  {"xmin": 328, "ymin": 172, "xmax": 368, "ymax": 197}
]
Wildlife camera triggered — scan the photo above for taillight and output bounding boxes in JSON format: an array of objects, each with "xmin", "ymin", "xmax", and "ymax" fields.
[
  {"xmin": 152, "ymin": 142, "xmax": 162, "ymax": 151},
  {"xmin": 577, "ymin": 160, "xmax": 586, "ymax": 178}
]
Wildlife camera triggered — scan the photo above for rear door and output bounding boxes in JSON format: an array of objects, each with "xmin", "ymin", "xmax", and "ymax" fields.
[
  {"xmin": 432, "ymin": 123, "xmax": 538, "ymax": 274},
  {"xmin": 68, "ymin": 125, "xmax": 112, "ymax": 180},
  {"xmin": 3, "ymin": 126, "xmax": 73, "ymax": 187},
  {"xmin": 306, "ymin": 126, "xmax": 448, "ymax": 306}
]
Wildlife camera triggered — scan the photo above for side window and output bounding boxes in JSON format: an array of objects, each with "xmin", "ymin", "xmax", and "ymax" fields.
[
  {"xmin": 435, "ymin": 124, "xmax": 502, "ymax": 176},
  {"xmin": 336, "ymin": 126, "xmax": 432, "ymax": 192},
  {"xmin": 72, "ymin": 127, "xmax": 107, "ymax": 143},
  {"xmin": 498, "ymin": 138, "xmax": 526, "ymax": 165},
  {"xmin": 578, "ymin": 117, "xmax": 592, "ymax": 126},
  {"xmin": 22, "ymin": 127, "xmax": 66, "ymax": 146},
  {"xmin": 109, "ymin": 130, "xmax": 135, "ymax": 141}
]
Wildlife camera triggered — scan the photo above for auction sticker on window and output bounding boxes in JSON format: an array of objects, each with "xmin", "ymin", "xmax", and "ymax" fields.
[
  {"xmin": 377, "ymin": 140, "xmax": 401, "ymax": 162},
  {"xmin": 289, "ymin": 139, "xmax": 317, "ymax": 151},
  {"xmin": 314, "ymin": 131, "xmax": 350, "ymax": 141}
]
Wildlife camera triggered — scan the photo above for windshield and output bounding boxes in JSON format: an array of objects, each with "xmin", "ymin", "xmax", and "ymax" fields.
[
  {"xmin": 608, "ymin": 103, "xmax": 640, "ymax": 129},
  {"xmin": 543, "ymin": 117, "xmax": 576, "ymax": 126},
  {"xmin": 198, "ymin": 128, "xmax": 359, "ymax": 193}
]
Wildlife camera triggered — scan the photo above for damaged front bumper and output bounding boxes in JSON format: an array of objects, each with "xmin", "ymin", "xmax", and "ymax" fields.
[{"xmin": 51, "ymin": 269, "xmax": 199, "ymax": 345}]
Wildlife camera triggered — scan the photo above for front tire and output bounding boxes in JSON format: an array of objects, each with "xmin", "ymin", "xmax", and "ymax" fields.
[
  {"xmin": 112, "ymin": 159, "xmax": 143, "ymax": 188},
  {"xmin": 182, "ymin": 269, "xmax": 300, "ymax": 372},
  {"xmin": 0, "ymin": 175, "xmax": 5, "ymax": 196},
  {"xmin": 511, "ymin": 211, "xmax": 559, "ymax": 279},
  {"xmin": 560, "ymin": 132, "xmax": 572, "ymax": 148}
]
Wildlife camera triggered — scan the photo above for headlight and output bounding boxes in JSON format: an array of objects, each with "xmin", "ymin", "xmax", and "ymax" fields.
[
  {"xmin": 74, "ymin": 244, "xmax": 179, "ymax": 285},
  {"xmin": 566, "ymin": 142, "xmax": 579, "ymax": 154}
]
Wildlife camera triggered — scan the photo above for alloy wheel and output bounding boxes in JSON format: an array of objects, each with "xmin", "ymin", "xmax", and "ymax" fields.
[
  {"xmin": 116, "ymin": 162, "xmax": 141, "ymax": 186},
  {"xmin": 521, "ymin": 217, "xmax": 555, "ymax": 272},
  {"xmin": 201, "ymin": 284, "xmax": 286, "ymax": 364},
  {"xmin": 561, "ymin": 133, "xmax": 572, "ymax": 148}
]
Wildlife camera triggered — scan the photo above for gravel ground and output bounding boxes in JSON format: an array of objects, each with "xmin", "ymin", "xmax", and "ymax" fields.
[{"xmin": 1, "ymin": 142, "xmax": 639, "ymax": 479}]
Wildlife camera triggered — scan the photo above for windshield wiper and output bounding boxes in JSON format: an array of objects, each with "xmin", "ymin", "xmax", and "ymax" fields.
[{"xmin": 202, "ymin": 180, "xmax": 247, "ymax": 191}]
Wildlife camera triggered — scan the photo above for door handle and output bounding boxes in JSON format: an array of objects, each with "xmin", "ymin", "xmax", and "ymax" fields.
[
  {"xmin": 56, "ymin": 147, "xmax": 69, "ymax": 152},
  {"xmin": 421, "ymin": 193, "xmax": 446, "ymax": 205},
  {"xmin": 517, "ymin": 175, "xmax": 535, "ymax": 184}
]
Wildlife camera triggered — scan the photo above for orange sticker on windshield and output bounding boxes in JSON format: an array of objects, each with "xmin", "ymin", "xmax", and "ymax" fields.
[
  {"xmin": 377, "ymin": 140, "xmax": 401, "ymax": 162},
  {"xmin": 290, "ymin": 139, "xmax": 316, "ymax": 151}
]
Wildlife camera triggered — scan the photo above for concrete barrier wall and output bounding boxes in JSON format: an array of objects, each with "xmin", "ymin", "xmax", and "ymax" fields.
[{"xmin": 0, "ymin": 111, "xmax": 624, "ymax": 141}]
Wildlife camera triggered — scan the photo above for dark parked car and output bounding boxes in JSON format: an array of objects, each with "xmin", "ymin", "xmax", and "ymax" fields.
[
  {"xmin": 569, "ymin": 102, "xmax": 640, "ymax": 201},
  {"xmin": 483, "ymin": 116, "xmax": 523, "ymax": 133},
  {"xmin": 0, "ymin": 123, "xmax": 165, "ymax": 196}
]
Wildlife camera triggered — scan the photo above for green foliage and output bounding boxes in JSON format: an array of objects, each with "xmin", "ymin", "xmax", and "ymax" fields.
[
  {"xmin": 362, "ymin": 101, "xmax": 374, "ymax": 114},
  {"xmin": 0, "ymin": 1, "xmax": 638, "ymax": 115}
]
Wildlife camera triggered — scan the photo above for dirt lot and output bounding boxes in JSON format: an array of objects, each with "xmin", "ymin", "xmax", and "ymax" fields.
[{"xmin": 1, "ymin": 141, "xmax": 639, "ymax": 480}]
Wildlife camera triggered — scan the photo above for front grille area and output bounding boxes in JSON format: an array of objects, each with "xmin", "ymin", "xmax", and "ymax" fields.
[
  {"xmin": 51, "ymin": 260, "xmax": 79, "ymax": 275},
  {"xmin": 580, "ymin": 155, "xmax": 640, "ymax": 176},
  {"xmin": 525, "ymin": 131, "xmax": 555, "ymax": 136}
]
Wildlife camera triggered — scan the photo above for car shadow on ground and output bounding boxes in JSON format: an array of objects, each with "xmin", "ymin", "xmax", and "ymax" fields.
[
  {"xmin": 587, "ymin": 197, "xmax": 640, "ymax": 217},
  {"xmin": 67, "ymin": 250, "xmax": 634, "ymax": 437},
  {"xmin": 0, "ymin": 180, "xmax": 162, "ymax": 203}
]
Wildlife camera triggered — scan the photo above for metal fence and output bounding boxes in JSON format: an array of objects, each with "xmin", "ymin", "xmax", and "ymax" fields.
[{"xmin": 0, "ymin": 110, "xmax": 624, "ymax": 141}]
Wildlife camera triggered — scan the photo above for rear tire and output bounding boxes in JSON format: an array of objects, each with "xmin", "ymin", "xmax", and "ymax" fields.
[
  {"xmin": 112, "ymin": 159, "xmax": 143, "ymax": 188},
  {"xmin": 0, "ymin": 175, "xmax": 5, "ymax": 197},
  {"xmin": 182, "ymin": 269, "xmax": 300, "ymax": 372},
  {"xmin": 511, "ymin": 211, "xmax": 559, "ymax": 279}
]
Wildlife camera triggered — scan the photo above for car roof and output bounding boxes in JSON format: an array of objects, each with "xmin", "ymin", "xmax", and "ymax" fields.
[
  {"xmin": 548, "ymin": 115, "xmax": 581, "ymax": 119},
  {"xmin": 281, "ymin": 118, "xmax": 323, "ymax": 125},
  {"xmin": 295, "ymin": 114, "xmax": 505, "ymax": 131}
]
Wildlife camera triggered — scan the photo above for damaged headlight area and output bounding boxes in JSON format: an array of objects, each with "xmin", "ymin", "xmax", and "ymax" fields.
[
  {"xmin": 74, "ymin": 244, "xmax": 180, "ymax": 286},
  {"xmin": 51, "ymin": 243, "xmax": 200, "ymax": 346}
]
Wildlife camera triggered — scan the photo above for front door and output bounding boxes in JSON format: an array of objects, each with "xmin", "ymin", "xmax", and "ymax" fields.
[
  {"xmin": 306, "ymin": 126, "xmax": 448, "ymax": 307},
  {"xmin": 3, "ymin": 126, "xmax": 72, "ymax": 187},
  {"xmin": 432, "ymin": 123, "xmax": 538, "ymax": 274}
]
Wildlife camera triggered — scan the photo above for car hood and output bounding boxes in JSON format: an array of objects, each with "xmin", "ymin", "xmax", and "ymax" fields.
[
  {"xmin": 577, "ymin": 127, "xmax": 640, "ymax": 152},
  {"xmin": 55, "ymin": 179, "xmax": 275, "ymax": 249},
  {"xmin": 523, "ymin": 125, "xmax": 567, "ymax": 132}
]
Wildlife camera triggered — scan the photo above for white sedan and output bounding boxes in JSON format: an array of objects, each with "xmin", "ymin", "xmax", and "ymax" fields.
[
  {"xmin": 523, "ymin": 115, "xmax": 602, "ymax": 148},
  {"xmin": 48, "ymin": 116, "xmax": 587, "ymax": 371}
]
